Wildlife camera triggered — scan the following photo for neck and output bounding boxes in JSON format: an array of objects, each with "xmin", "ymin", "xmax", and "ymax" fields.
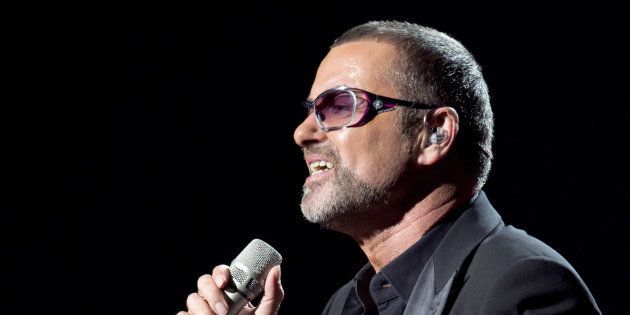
[{"xmin": 351, "ymin": 185, "xmax": 474, "ymax": 272}]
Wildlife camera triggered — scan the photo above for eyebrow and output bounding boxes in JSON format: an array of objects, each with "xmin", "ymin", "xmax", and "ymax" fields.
[{"xmin": 306, "ymin": 85, "xmax": 342, "ymax": 103}]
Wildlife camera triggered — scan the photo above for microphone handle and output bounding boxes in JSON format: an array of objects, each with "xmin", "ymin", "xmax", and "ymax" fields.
[{"xmin": 224, "ymin": 282, "xmax": 250, "ymax": 315}]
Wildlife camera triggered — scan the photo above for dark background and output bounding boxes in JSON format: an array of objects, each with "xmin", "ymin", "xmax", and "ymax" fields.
[{"xmin": 4, "ymin": 2, "xmax": 628, "ymax": 314}]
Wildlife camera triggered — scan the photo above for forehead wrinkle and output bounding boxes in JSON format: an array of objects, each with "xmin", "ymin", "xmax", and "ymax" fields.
[
  {"xmin": 309, "ymin": 41, "xmax": 399, "ymax": 103},
  {"xmin": 309, "ymin": 57, "xmax": 365, "ymax": 100},
  {"xmin": 326, "ymin": 57, "xmax": 365, "ymax": 87}
]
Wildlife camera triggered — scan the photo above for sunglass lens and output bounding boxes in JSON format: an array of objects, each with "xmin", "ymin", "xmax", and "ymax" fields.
[{"xmin": 315, "ymin": 90, "xmax": 355, "ymax": 128}]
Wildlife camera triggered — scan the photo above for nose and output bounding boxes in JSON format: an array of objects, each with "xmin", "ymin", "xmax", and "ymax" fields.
[{"xmin": 294, "ymin": 113, "xmax": 327, "ymax": 148}]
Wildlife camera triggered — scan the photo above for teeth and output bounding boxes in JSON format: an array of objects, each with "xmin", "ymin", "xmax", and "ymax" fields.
[{"xmin": 308, "ymin": 160, "xmax": 335, "ymax": 175}]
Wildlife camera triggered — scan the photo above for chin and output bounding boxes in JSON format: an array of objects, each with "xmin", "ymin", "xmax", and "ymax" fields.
[
  {"xmin": 300, "ymin": 203, "xmax": 329, "ymax": 225},
  {"xmin": 300, "ymin": 201, "xmax": 356, "ymax": 232}
]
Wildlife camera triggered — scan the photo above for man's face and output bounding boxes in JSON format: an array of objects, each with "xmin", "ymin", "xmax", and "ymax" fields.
[{"xmin": 294, "ymin": 40, "xmax": 416, "ymax": 228}]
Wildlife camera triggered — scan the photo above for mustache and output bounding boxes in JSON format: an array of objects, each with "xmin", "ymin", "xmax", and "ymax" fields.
[{"xmin": 302, "ymin": 146, "xmax": 339, "ymax": 164}]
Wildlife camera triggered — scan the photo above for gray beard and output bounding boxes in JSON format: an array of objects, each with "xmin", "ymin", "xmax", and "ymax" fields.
[{"xmin": 300, "ymin": 164, "xmax": 390, "ymax": 228}]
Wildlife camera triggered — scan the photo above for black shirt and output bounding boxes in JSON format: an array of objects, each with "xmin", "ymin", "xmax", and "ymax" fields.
[{"xmin": 327, "ymin": 198, "xmax": 474, "ymax": 315}]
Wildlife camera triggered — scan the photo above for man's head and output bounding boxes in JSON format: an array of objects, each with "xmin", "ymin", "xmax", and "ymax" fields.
[{"xmin": 294, "ymin": 21, "xmax": 493, "ymax": 229}]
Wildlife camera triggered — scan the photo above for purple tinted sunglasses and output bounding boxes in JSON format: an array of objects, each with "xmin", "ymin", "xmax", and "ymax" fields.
[{"xmin": 303, "ymin": 86, "xmax": 434, "ymax": 131}]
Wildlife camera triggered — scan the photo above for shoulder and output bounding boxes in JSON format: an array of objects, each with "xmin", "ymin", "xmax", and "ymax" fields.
[
  {"xmin": 472, "ymin": 225, "xmax": 571, "ymax": 272},
  {"xmin": 457, "ymin": 225, "xmax": 601, "ymax": 314}
]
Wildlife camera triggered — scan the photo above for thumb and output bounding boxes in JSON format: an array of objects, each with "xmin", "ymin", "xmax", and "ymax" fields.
[{"xmin": 254, "ymin": 265, "xmax": 284, "ymax": 315}]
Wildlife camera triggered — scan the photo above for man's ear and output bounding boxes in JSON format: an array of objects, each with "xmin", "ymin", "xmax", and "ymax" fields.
[{"xmin": 417, "ymin": 107, "xmax": 459, "ymax": 166}]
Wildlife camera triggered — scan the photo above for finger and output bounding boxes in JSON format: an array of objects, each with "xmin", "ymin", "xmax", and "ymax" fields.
[
  {"xmin": 198, "ymin": 274, "xmax": 229, "ymax": 315},
  {"xmin": 236, "ymin": 302, "xmax": 257, "ymax": 315},
  {"xmin": 176, "ymin": 311, "xmax": 189, "ymax": 315},
  {"xmin": 186, "ymin": 292, "xmax": 215, "ymax": 315},
  {"xmin": 254, "ymin": 265, "xmax": 284, "ymax": 315},
  {"xmin": 211, "ymin": 264, "xmax": 231, "ymax": 289}
]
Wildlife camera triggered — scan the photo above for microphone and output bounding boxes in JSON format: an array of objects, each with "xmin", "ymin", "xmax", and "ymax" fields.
[{"xmin": 224, "ymin": 239, "xmax": 282, "ymax": 315}]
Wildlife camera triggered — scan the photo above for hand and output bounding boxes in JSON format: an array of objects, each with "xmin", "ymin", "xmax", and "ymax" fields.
[{"xmin": 177, "ymin": 265, "xmax": 283, "ymax": 315}]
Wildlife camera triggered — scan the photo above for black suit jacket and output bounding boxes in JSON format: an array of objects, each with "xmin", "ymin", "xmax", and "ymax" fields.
[{"xmin": 323, "ymin": 192, "xmax": 601, "ymax": 314}]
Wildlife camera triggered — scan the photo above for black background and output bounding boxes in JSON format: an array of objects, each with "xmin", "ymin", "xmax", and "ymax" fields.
[{"xmin": 4, "ymin": 2, "xmax": 629, "ymax": 314}]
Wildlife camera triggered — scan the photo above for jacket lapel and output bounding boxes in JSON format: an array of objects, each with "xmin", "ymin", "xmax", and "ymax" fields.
[
  {"xmin": 404, "ymin": 192, "xmax": 503, "ymax": 314},
  {"xmin": 402, "ymin": 257, "xmax": 457, "ymax": 315}
]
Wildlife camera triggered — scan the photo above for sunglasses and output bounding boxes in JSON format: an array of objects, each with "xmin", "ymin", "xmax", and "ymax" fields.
[{"xmin": 303, "ymin": 86, "xmax": 434, "ymax": 131}]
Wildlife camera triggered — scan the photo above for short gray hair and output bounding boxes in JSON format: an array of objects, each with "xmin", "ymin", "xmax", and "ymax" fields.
[{"xmin": 332, "ymin": 21, "xmax": 494, "ymax": 191}]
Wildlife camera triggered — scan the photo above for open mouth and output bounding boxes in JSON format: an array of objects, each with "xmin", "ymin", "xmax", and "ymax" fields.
[{"xmin": 308, "ymin": 160, "xmax": 334, "ymax": 176}]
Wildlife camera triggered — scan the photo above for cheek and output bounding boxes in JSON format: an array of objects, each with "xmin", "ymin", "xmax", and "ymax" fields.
[
  {"xmin": 336, "ymin": 129, "xmax": 411, "ymax": 186},
  {"xmin": 370, "ymin": 141, "xmax": 411, "ymax": 186}
]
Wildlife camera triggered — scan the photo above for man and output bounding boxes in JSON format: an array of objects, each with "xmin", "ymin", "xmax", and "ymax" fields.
[{"xmin": 179, "ymin": 21, "xmax": 600, "ymax": 315}]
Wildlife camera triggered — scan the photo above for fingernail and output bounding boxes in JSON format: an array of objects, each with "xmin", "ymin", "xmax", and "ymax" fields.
[
  {"xmin": 215, "ymin": 302, "xmax": 228, "ymax": 315},
  {"xmin": 214, "ymin": 275, "xmax": 225, "ymax": 287},
  {"xmin": 276, "ymin": 266, "xmax": 282, "ymax": 284}
]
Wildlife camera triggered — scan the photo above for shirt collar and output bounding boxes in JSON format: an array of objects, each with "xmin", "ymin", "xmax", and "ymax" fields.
[
  {"xmin": 358, "ymin": 193, "xmax": 479, "ymax": 305},
  {"xmin": 377, "ymin": 219, "xmax": 454, "ymax": 304},
  {"xmin": 354, "ymin": 194, "xmax": 478, "ymax": 308}
]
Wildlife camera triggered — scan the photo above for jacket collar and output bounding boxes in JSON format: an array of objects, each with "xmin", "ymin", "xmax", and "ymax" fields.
[{"xmin": 431, "ymin": 191, "xmax": 503, "ymax": 293}]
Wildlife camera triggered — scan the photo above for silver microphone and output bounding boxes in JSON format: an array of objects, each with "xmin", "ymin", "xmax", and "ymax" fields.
[{"xmin": 224, "ymin": 239, "xmax": 282, "ymax": 315}]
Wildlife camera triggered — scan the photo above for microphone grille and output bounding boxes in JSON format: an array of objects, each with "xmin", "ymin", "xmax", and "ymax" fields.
[{"xmin": 232, "ymin": 238, "xmax": 282, "ymax": 280}]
